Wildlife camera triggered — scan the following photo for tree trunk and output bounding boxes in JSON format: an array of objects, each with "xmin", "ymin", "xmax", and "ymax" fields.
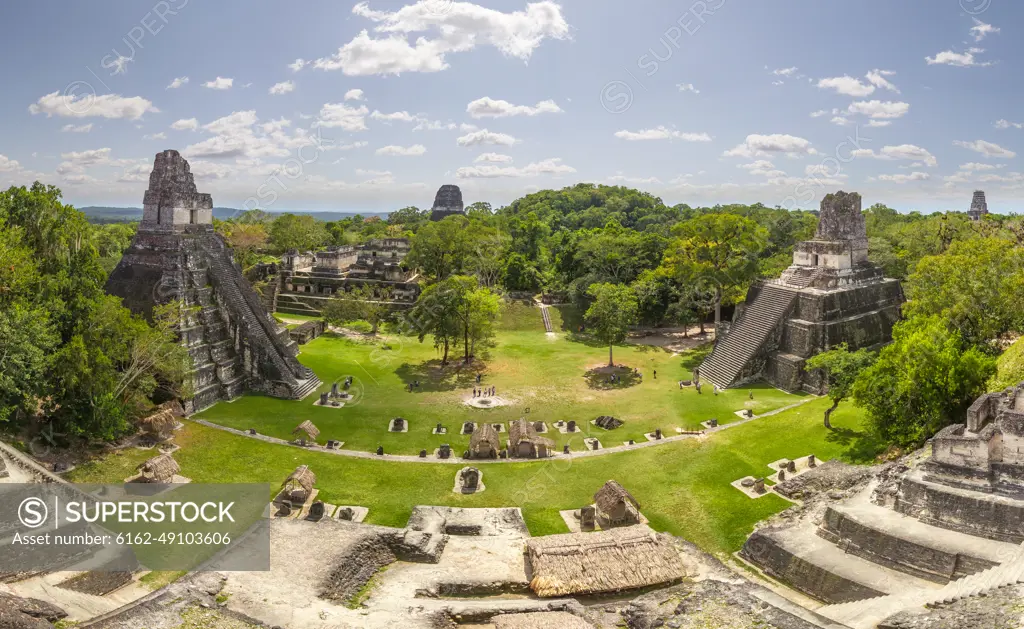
[
  {"xmin": 442, "ymin": 337, "xmax": 449, "ymax": 365},
  {"xmin": 609, "ymin": 344, "xmax": 614, "ymax": 367},
  {"xmin": 824, "ymin": 398, "xmax": 840, "ymax": 430}
]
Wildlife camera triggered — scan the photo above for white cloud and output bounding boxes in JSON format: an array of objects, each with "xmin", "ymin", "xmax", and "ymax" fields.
[
  {"xmin": 723, "ymin": 134, "xmax": 817, "ymax": 158},
  {"xmin": 317, "ymin": 102, "xmax": 369, "ymax": 131},
  {"xmin": 773, "ymin": 67, "xmax": 798, "ymax": 76},
  {"xmin": 771, "ymin": 80, "xmax": 784, "ymax": 86},
  {"xmin": 613, "ymin": 126, "xmax": 711, "ymax": 142},
  {"xmin": 830, "ymin": 116, "xmax": 852, "ymax": 126},
  {"xmin": 0, "ymin": 155, "xmax": 22, "ymax": 171},
  {"xmin": 456, "ymin": 129, "xmax": 517, "ymax": 146},
  {"xmin": 143, "ymin": 132, "xmax": 167, "ymax": 140},
  {"xmin": 182, "ymin": 110, "xmax": 318, "ymax": 160},
  {"xmin": 329, "ymin": 141, "xmax": 369, "ymax": 151},
  {"xmin": 817, "ymin": 75, "xmax": 875, "ymax": 97},
  {"xmin": 926, "ymin": 47, "xmax": 992, "ymax": 67},
  {"xmin": 375, "ymin": 144, "xmax": 426, "ymax": 156},
  {"xmin": 171, "ymin": 118, "xmax": 199, "ymax": 131},
  {"xmin": 29, "ymin": 91, "xmax": 158, "ymax": 120},
  {"xmin": 118, "ymin": 163, "xmax": 151, "ymax": 183},
  {"xmin": 288, "ymin": 58, "xmax": 308, "ymax": 72},
  {"xmin": 370, "ymin": 110, "xmax": 418, "ymax": 123},
  {"xmin": 607, "ymin": 174, "xmax": 661, "ymax": 185},
  {"xmin": 847, "ymin": 100, "xmax": 910, "ymax": 119},
  {"xmin": 413, "ymin": 119, "xmax": 457, "ymax": 131},
  {"xmin": 995, "ymin": 119, "xmax": 1024, "ymax": 130},
  {"xmin": 970, "ymin": 18, "xmax": 1000, "ymax": 42},
  {"xmin": 877, "ymin": 171, "xmax": 930, "ymax": 183},
  {"xmin": 676, "ymin": 83, "xmax": 700, "ymax": 94},
  {"xmin": 867, "ymin": 120, "xmax": 892, "ymax": 127},
  {"xmin": 167, "ymin": 76, "xmax": 189, "ymax": 89},
  {"xmin": 203, "ymin": 77, "xmax": 234, "ymax": 90},
  {"xmin": 269, "ymin": 81, "xmax": 295, "ymax": 95},
  {"xmin": 960, "ymin": 162, "xmax": 1004, "ymax": 171},
  {"xmin": 61, "ymin": 123, "xmax": 93, "ymax": 133},
  {"xmin": 474, "ymin": 152, "xmax": 513, "ymax": 163},
  {"xmin": 189, "ymin": 160, "xmax": 235, "ymax": 180},
  {"xmin": 344, "ymin": 88, "xmax": 365, "ymax": 101},
  {"xmin": 852, "ymin": 144, "xmax": 938, "ymax": 167},
  {"xmin": 466, "ymin": 97, "xmax": 561, "ymax": 118},
  {"xmin": 312, "ymin": 0, "xmax": 570, "ymax": 76},
  {"xmin": 809, "ymin": 109, "xmax": 834, "ymax": 118},
  {"xmin": 738, "ymin": 160, "xmax": 785, "ymax": 177},
  {"xmin": 865, "ymin": 69, "xmax": 899, "ymax": 93},
  {"xmin": 953, "ymin": 139, "xmax": 1016, "ymax": 158},
  {"xmin": 456, "ymin": 157, "xmax": 574, "ymax": 178}
]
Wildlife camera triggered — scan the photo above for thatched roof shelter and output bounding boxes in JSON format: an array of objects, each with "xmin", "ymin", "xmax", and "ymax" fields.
[
  {"xmin": 138, "ymin": 408, "xmax": 177, "ymax": 438},
  {"xmin": 469, "ymin": 423, "xmax": 500, "ymax": 458},
  {"xmin": 509, "ymin": 419, "xmax": 554, "ymax": 448},
  {"xmin": 293, "ymin": 420, "xmax": 320, "ymax": 441},
  {"xmin": 595, "ymin": 480, "xmax": 640, "ymax": 514},
  {"xmin": 525, "ymin": 525, "xmax": 682, "ymax": 597},
  {"xmin": 492, "ymin": 611, "xmax": 595, "ymax": 629},
  {"xmin": 283, "ymin": 465, "xmax": 316, "ymax": 495},
  {"xmin": 137, "ymin": 454, "xmax": 180, "ymax": 483}
]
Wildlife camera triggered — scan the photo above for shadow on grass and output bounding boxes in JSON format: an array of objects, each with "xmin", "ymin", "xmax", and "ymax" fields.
[
  {"xmin": 583, "ymin": 365, "xmax": 643, "ymax": 390},
  {"xmin": 394, "ymin": 359, "xmax": 484, "ymax": 392},
  {"xmin": 554, "ymin": 304, "xmax": 584, "ymax": 332},
  {"xmin": 826, "ymin": 425, "xmax": 886, "ymax": 464},
  {"xmin": 680, "ymin": 344, "xmax": 713, "ymax": 370}
]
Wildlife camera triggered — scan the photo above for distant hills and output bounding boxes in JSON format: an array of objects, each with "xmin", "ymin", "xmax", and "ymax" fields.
[{"xmin": 79, "ymin": 206, "xmax": 390, "ymax": 224}]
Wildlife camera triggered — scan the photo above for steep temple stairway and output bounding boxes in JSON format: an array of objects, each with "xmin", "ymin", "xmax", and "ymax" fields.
[{"xmin": 699, "ymin": 283, "xmax": 797, "ymax": 389}]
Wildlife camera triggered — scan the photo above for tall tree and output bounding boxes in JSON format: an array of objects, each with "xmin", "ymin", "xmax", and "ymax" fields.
[
  {"xmin": 585, "ymin": 283, "xmax": 639, "ymax": 366},
  {"xmin": 322, "ymin": 284, "xmax": 393, "ymax": 334},
  {"xmin": 661, "ymin": 213, "xmax": 767, "ymax": 336},
  {"xmin": 268, "ymin": 213, "xmax": 330, "ymax": 253},
  {"xmin": 407, "ymin": 215, "xmax": 475, "ymax": 281},
  {"xmin": 805, "ymin": 344, "xmax": 876, "ymax": 429},
  {"xmin": 853, "ymin": 316, "xmax": 996, "ymax": 448}
]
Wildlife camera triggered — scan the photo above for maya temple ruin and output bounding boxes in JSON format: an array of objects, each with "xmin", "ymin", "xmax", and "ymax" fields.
[
  {"xmin": 105, "ymin": 150, "xmax": 322, "ymax": 412},
  {"xmin": 700, "ymin": 191, "xmax": 904, "ymax": 394}
]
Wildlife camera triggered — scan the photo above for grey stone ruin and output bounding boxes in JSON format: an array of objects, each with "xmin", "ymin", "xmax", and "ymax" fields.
[
  {"xmin": 580, "ymin": 505, "xmax": 596, "ymax": 531},
  {"xmin": 590, "ymin": 440, "xmax": 599, "ymax": 451},
  {"xmin": 105, "ymin": 150, "xmax": 321, "ymax": 413},
  {"xmin": 331, "ymin": 382, "xmax": 339, "ymax": 397},
  {"xmin": 628, "ymin": 439, "xmax": 635, "ymax": 445},
  {"xmin": 778, "ymin": 469, "xmax": 786, "ymax": 482},
  {"xmin": 567, "ymin": 420, "xmax": 577, "ymax": 433},
  {"xmin": 707, "ymin": 418, "xmax": 718, "ymax": 428},
  {"xmin": 376, "ymin": 446, "xmax": 384, "ymax": 456},
  {"xmin": 419, "ymin": 450, "xmax": 427, "ymax": 458},
  {"xmin": 439, "ymin": 444, "xmax": 451, "ymax": 459},
  {"xmin": 461, "ymin": 467, "xmax": 480, "ymax": 492},
  {"xmin": 499, "ymin": 449, "xmax": 507, "ymax": 459},
  {"xmin": 248, "ymin": 428, "xmax": 257, "ymax": 435},
  {"xmin": 429, "ymin": 184, "xmax": 466, "ymax": 221},
  {"xmin": 307, "ymin": 501, "xmax": 325, "ymax": 522},
  {"xmin": 754, "ymin": 478, "xmax": 766, "ymax": 494},
  {"xmin": 0, "ymin": 456, "xmax": 7, "ymax": 479},
  {"xmin": 533, "ymin": 421, "xmax": 545, "ymax": 432},
  {"xmin": 786, "ymin": 460, "xmax": 797, "ymax": 473},
  {"xmin": 463, "ymin": 421, "xmax": 474, "ymax": 434},
  {"xmin": 320, "ymin": 392, "xmax": 329, "ymax": 405},
  {"xmin": 392, "ymin": 417, "xmax": 405, "ymax": 432},
  {"xmin": 563, "ymin": 445, "xmax": 570, "ymax": 454},
  {"xmin": 655, "ymin": 428, "xmax": 663, "ymax": 440},
  {"xmin": 808, "ymin": 454, "xmax": 817, "ymax": 468},
  {"xmin": 699, "ymin": 190, "xmax": 903, "ymax": 395},
  {"xmin": 337, "ymin": 507, "xmax": 354, "ymax": 521},
  {"xmin": 436, "ymin": 422, "xmax": 444, "ymax": 434},
  {"xmin": 968, "ymin": 190, "xmax": 989, "ymax": 221}
]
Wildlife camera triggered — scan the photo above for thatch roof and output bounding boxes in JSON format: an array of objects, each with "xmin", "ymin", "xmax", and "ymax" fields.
[
  {"xmin": 138, "ymin": 454, "xmax": 179, "ymax": 482},
  {"xmin": 509, "ymin": 419, "xmax": 554, "ymax": 447},
  {"xmin": 470, "ymin": 423, "xmax": 500, "ymax": 452},
  {"xmin": 493, "ymin": 611, "xmax": 595, "ymax": 629},
  {"xmin": 594, "ymin": 480, "xmax": 640, "ymax": 514},
  {"xmin": 139, "ymin": 408, "xmax": 177, "ymax": 435},
  {"xmin": 526, "ymin": 525, "xmax": 683, "ymax": 597},
  {"xmin": 283, "ymin": 465, "xmax": 315, "ymax": 493},
  {"xmin": 293, "ymin": 420, "xmax": 320, "ymax": 440}
]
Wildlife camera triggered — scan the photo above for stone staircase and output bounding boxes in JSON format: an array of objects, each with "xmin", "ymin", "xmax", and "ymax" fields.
[
  {"xmin": 699, "ymin": 283, "xmax": 798, "ymax": 389},
  {"xmin": 779, "ymin": 266, "xmax": 821, "ymax": 288},
  {"xmin": 818, "ymin": 542, "xmax": 1024, "ymax": 628},
  {"xmin": 539, "ymin": 305, "xmax": 553, "ymax": 333}
]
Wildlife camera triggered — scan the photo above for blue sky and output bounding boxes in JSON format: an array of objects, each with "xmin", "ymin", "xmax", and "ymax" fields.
[{"xmin": 0, "ymin": 0, "xmax": 1020, "ymax": 213}]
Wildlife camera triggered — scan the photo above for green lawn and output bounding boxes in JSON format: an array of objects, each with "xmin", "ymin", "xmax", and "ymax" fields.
[
  {"xmin": 68, "ymin": 397, "xmax": 880, "ymax": 555},
  {"xmin": 196, "ymin": 303, "xmax": 805, "ymax": 455}
]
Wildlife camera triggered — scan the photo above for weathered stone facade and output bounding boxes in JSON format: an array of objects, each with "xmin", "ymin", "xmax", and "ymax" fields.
[
  {"xmin": 428, "ymin": 184, "xmax": 465, "ymax": 221},
  {"xmin": 270, "ymin": 238, "xmax": 419, "ymax": 316},
  {"xmin": 700, "ymin": 191, "xmax": 904, "ymax": 394},
  {"xmin": 106, "ymin": 150, "xmax": 321, "ymax": 413},
  {"xmin": 967, "ymin": 190, "xmax": 989, "ymax": 221}
]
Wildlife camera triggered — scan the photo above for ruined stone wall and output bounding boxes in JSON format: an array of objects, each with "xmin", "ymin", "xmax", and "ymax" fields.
[
  {"xmin": 894, "ymin": 475, "xmax": 1024, "ymax": 543},
  {"xmin": 318, "ymin": 533, "xmax": 398, "ymax": 604}
]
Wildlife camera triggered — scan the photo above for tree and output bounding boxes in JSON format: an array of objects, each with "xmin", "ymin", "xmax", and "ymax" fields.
[
  {"xmin": 268, "ymin": 213, "xmax": 330, "ymax": 253},
  {"xmin": 407, "ymin": 215, "xmax": 475, "ymax": 280},
  {"xmin": 853, "ymin": 316, "xmax": 996, "ymax": 448},
  {"xmin": 585, "ymin": 283, "xmax": 639, "ymax": 366},
  {"xmin": 409, "ymin": 278, "xmax": 465, "ymax": 365},
  {"xmin": 904, "ymin": 237, "xmax": 1024, "ymax": 350},
  {"xmin": 220, "ymin": 221, "xmax": 269, "ymax": 270},
  {"xmin": 805, "ymin": 344, "xmax": 876, "ymax": 429},
  {"xmin": 322, "ymin": 284, "xmax": 393, "ymax": 334},
  {"xmin": 461, "ymin": 284, "xmax": 502, "ymax": 361},
  {"xmin": 661, "ymin": 213, "xmax": 767, "ymax": 336}
]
